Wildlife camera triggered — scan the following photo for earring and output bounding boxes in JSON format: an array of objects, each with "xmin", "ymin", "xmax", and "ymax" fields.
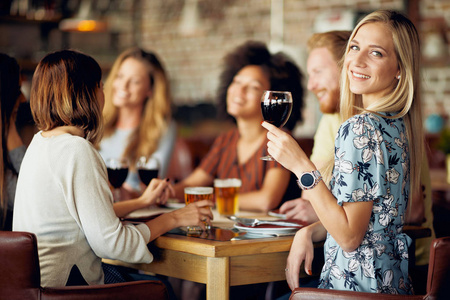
[{"xmin": 397, "ymin": 75, "xmax": 401, "ymax": 80}]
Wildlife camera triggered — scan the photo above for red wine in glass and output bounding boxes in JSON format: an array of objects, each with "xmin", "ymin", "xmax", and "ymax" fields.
[
  {"xmin": 137, "ymin": 156, "xmax": 160, "ymax": 186},
  {"xmin": 107, "ymin": 167, "xmax": 129, "ymax": 189},
  {"xmin": 138, "ymin": 169, "xmax": 159, "ymax": 186},
  {"xmin": 105, "ymin": 158, "xmax": 129, "ymax": 201},
  {"xmin": 260, "ymin": 90, "xmax": 293, "ymax": 161}
]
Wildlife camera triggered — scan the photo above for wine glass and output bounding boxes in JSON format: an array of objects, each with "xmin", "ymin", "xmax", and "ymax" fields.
[
  {"xmin": 136, "ymin": 156, "xmax": 160, "ymax": 186},
  {"xmin": 260, "ymin": 90, "xmax": 293, "ymax": 161},
  {"xmin": 105, "ymin": 158, "xmax": 129, "ymax": 201}
]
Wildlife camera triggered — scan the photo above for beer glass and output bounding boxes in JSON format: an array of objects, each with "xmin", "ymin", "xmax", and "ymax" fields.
[
  {"xmin": 184, "ymin": 187, "xmax": 214, "ymax": 235},
  {"xmin": 214, "ymin": 178, "xmax": 241, "ymax": 216}
]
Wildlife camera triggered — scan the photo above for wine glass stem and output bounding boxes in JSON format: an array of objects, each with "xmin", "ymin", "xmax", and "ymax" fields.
[{"xmin": 113, "ymin": 188, "xmax": 121, "ymax": 202}]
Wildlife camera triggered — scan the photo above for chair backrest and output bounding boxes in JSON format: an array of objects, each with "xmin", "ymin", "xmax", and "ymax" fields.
[
  {"xmin": 0, "ymin": 231, "xmax": 40, "ymax": 299},
  {"xmin": 167, "ymin": 138, "xmax": 194, "ymax": 182},
  {"xmin": 41, "ymin": 280, "xmax": 169, "ymax": 300},
  {"xmin": 289, "ymin": 236, "xmax": 450, "ymax": 299},
  {"xmin": 0, "ymin": 230, "xmax": 169, "ymax": 300},
  {"xmin": 426, "ymin": 236, "xmax": 450, "ymax": 299}
]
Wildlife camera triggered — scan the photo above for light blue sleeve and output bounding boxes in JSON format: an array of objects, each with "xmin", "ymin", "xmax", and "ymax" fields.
[
  {"xmin": 332, "ymin": 114, "xmax": 389, "ymax": 205},
  {"xmin": 151, "ymin": 120, "xmax": 177, "ymax": 178}
]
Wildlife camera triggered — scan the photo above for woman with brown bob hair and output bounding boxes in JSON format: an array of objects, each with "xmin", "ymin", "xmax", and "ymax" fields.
[
  {"xmin": 13, "ymin": 50, "xmax": 213, "ymax": 289},
  {"xmin": 30, "ymin": 49, "xmax": 104, "ymax": 145}
]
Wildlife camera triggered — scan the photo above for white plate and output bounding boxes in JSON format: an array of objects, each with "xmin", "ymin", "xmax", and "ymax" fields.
[
  {"xmin": 268, "ymin": 209, "xmax": 286, "ymax": 218},
  {"xmin": 165, "ymin": 202, "xmax": 185, "ymax": 209},
  {"xmin": 163, "ymin": 198, "xmax": 185, "ymax": 209},
  {"xmin": 233, "ymin": 223, "xmax": 300, "ymax": 234}
]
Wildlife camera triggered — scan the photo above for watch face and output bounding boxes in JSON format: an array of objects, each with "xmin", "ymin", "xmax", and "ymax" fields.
[{"xmin": 301, "ymin": 173, "xmax": 315, "ymax": 188}]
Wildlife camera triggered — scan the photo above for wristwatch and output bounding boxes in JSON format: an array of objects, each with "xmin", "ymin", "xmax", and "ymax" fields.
[{"xmin": 296, "ymin": 170, "xmax": 322, "ymax": 190}]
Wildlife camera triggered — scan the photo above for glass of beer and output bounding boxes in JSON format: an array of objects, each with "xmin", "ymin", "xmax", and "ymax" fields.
[
  {"xmin": 184, "ymin": 187, "xmax": 214, "ymax": 235},
  {"xmin": 214, "ymin": 178, "xmax": 242, "ymax": 216}
]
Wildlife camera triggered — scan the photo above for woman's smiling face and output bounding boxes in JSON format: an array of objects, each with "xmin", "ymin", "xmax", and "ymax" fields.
[
  {"xmin": 226, "ymin": 65, "xmax": 270, "ymax": 120},
  {"xmin": 344, "ymin": 22, "xmax": 400, "ymax": 107},
  {"xmin": 112, "ymin": 57, "xmax": 152, "ymax": 110}
]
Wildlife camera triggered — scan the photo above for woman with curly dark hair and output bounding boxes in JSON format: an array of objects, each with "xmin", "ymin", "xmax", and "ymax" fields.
[{"xmin": 174, "ymin": 40, "xmax": 305, "ymax": 212}]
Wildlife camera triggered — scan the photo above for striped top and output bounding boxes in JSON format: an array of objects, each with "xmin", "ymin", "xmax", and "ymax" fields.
[{"xmin": 199, "ymin": 128, "xmax": 281, "ymax": 193}]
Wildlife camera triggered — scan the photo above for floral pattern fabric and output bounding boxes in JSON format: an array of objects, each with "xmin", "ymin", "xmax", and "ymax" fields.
[{"xmin": 318, "ymin": 112, "xmax": 413, "ymax": 294}]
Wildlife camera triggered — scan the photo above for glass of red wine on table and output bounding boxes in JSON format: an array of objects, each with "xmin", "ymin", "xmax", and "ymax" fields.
[
  {"xmin": 260, "ymin": 90, "xmax": 293, "ymax": 161},
  {"xmin": 105, "ymin": 158, "xmax": 129, "ymax": 202},
  {"xmin": 137, "ymin": 156, "xmax": 160, "ymax": 186}
]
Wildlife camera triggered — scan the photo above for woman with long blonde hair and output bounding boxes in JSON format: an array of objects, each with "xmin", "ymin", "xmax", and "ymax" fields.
[
  {"xmin": 262, "ymin": 10, "xmax": 422, "ymax": 294},
  {"xmin": 100, "ymin": 47, "xmax": 176, "ymax": 195}
]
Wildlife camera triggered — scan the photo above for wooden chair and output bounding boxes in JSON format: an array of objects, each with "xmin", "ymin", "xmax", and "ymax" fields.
[
  {"xmin": 289, "ymin": 236, "xmax": 450, "ymax": 300},
  {"xmin": 0, "ymin": 231, "xmax": 169, "ymax": 300}
]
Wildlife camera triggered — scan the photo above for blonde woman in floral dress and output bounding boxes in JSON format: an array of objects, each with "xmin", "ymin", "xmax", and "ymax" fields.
[{"xmin": 263, "ymin": 10, "xmax": 423, "ymax": 294}]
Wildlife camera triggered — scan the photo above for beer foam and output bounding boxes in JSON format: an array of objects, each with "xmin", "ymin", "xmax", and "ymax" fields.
[
  {"xmin": 214, "ymin": 178, "xmax": 242, "ymax": 188},
  {"xmin": 184, "ymin": 187, "xmax": 214, "ymax": 195}
]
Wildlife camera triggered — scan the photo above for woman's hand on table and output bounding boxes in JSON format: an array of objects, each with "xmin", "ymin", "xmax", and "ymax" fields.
[
  {"xmin": 140, "ymin": 178, "xmax": 174, "ymax": 207},
  {"xmin": 170, "ymin": 200, "xmax": 214, "ymax": 230},
  {"xmin": 144, "ymin": 199, "xmax": 214, "ymax": 242},
  {"xmin": 285, "ymin": 227, "xmax": 314, "ymax": 290},
  {"xmin": 279, "ymin": 198, "xmax": 319, "ymax": 224}
]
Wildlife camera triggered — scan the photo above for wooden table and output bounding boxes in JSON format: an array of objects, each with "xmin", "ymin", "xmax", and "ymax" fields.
[
  {"xmin": 105, "ymin": 209, "xmax": 322, "ymax": 300},
  {"xmin": 106, "ymin": 208, "xmax": 429, "ymax": 299}
]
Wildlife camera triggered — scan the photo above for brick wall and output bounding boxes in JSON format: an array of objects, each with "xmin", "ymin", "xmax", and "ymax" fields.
[
  {"xmin": 1, "ymin": 0, "xmax": 449, "ymax": 137},
  {"xmin": 119, "ymin": 0, "xmax": 450, "ymax": 137}
]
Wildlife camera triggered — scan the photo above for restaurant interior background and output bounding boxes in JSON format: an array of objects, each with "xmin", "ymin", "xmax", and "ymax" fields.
[{"xmin": 1, "ymin": 0, "xmax": 449, "ymax": 235}]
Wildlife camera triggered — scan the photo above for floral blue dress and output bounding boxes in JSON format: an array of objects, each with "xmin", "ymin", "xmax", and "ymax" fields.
[{"xmin": 318, "ymin": 112, "xmax": 413, "ymax": 294}]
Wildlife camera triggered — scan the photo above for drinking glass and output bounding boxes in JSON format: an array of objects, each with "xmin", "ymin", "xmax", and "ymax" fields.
[
  {"xmin": 105, "ymin": 158, "xmax": 129, "ymax": 202},
  {"xmin": 136, "ymin": 156, "xmax": 160, "ymax": 186},
  {"xmin": 260, "ymin": 90, "xmax": 293, "ymax": 161},
  {"xmin": 184, "ymin": 187, "xmax": 214, "ymax": 236},
  {"xmin": 214, "ymin": 178, "xmax": 241, "ymax": 216}
]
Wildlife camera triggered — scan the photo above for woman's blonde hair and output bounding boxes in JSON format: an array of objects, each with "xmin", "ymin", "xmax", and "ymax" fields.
[
  {"xmin": 30, "ymin": 50, "xmax": 103, "ymax": 145},
  {"xmin": 340, "ymin": 10, "xmax": 423, "ymax": 206},
  {"xmin": 102, "ymin": 47, "xmax": 172, "ymax": 165}
]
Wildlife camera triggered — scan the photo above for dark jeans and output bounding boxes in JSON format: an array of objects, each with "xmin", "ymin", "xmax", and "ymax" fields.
[{"xmin": 66, "ymin": 263, "xmax": 177, "ymax": 300}]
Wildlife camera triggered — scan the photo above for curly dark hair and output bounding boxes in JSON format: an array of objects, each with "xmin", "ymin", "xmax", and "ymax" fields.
[{"xmin": 216, "ymin": 40, "xmax": 304, "ymax": 131}]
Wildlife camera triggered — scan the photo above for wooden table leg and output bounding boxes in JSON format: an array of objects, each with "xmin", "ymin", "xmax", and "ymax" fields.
[{"xmin": 207, "ymin": 257, "xmax": 229, "ymax": 300}]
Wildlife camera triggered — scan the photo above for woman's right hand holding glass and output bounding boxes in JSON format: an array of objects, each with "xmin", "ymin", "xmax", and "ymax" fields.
[
  {"xmin": 170, "ymin": 200, "xmax": 214, "ymax": 230},
  {"xmin": 261, "ymin": 122, "xmax": 313, "ymax": 176},
  {"xmin": 285, "ymin": 227, "xmax": 315, "ymax": 290}
]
